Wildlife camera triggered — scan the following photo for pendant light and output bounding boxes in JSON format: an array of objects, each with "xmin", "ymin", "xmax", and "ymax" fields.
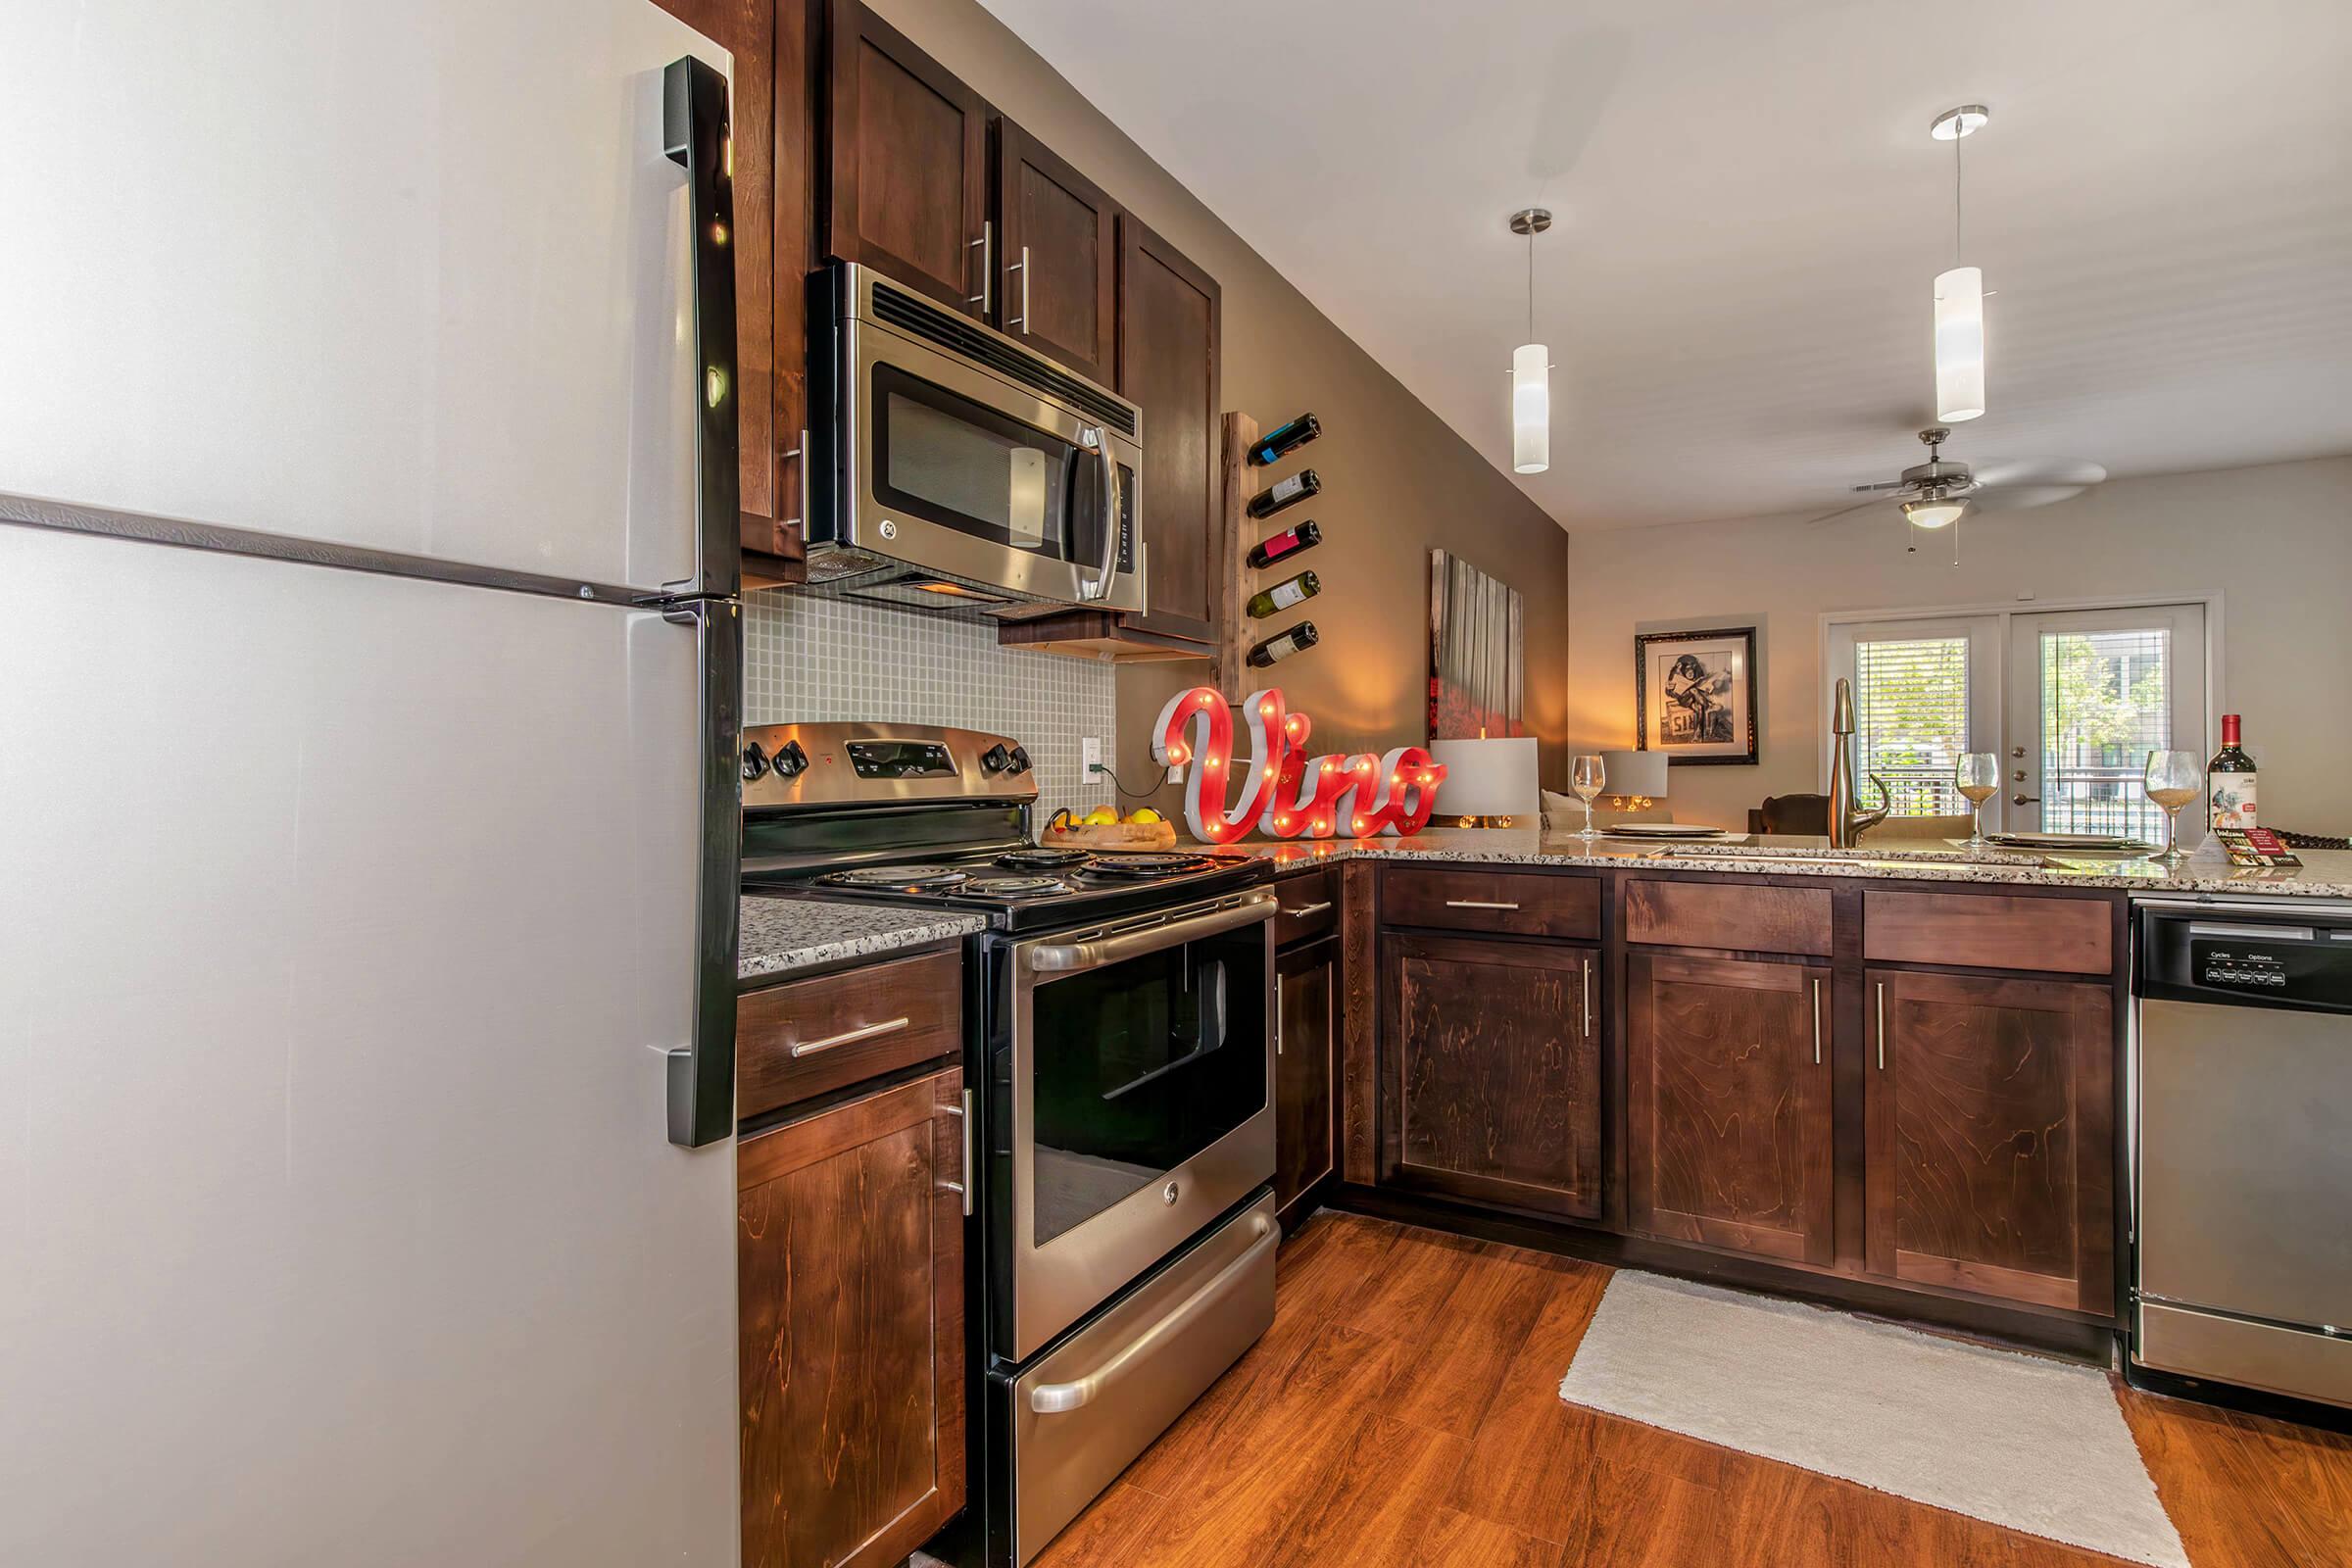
[
  {"xmin": 1930, "ymin": 105, "xmax": 1988, "ymax": 422},
  {"xmin": 1507, "ymin": 207, "xmax": 1551, "ymax": 474}
]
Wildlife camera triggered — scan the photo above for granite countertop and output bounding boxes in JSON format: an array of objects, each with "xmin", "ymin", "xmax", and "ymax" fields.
[
  {"xmin": 1234, "ymin": 827, "xmax": 2352, "ymax": 901},
  {"xmin": 738, "ymin": 894, "xmax": 988, "ymax": 984}
]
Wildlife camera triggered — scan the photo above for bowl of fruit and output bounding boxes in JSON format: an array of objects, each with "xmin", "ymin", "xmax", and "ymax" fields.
[{"xmin": 1041, "ymin": 804, "xmax": 1178, "ymax": 852}]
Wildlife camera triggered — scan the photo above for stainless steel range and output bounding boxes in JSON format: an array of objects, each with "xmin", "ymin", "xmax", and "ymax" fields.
[{"xmin": 743, "ymin": 722, "xmax": 1278, "ymax": 1567}]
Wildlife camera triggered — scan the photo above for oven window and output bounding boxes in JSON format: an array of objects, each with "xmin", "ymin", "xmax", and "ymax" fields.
[
  {"xmin": 1028, "ymin": 928, "xmax": 1266, "ymax": 1247},
  {"xmin": 872, "ymin": 365, "xmax": 1085, "ymax": 561}
]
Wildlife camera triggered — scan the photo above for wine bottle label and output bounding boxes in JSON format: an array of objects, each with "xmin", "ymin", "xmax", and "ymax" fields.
[
  {"xmin": 1264, "ymin": 576, "xmax": 1310, "ymax": 612},
  {"xmin": 2210, "ymin": 772, "xmax": 2257, "ymax": 829},
  {"xmin": 1266, "ymin": 473, "xmax": 1306, "ymax": 506},
  {"xmin": 1258, "ymin": 532, "xmax": 1299, "ymax": 561}
]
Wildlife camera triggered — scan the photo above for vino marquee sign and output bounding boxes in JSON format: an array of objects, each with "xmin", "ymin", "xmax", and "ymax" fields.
[{"xmin": 1150, "ymin": 685, "xmax": 1446, "ymax": 845}]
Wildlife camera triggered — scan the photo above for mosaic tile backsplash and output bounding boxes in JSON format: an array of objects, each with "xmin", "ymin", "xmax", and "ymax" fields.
[{"xmin": 743, "ymin": 590, "xmax": 1117, "ymax": 821}]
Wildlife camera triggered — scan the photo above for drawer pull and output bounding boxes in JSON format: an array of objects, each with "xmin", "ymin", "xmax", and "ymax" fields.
[
  {"xmin": 1812, "ymin": 977, "xmax": 1823, "ymax": 1066},
  {"xmin": 1444, "ymin": 899, "xmax": 1522, "ymax": 910},
  {"xmin": 788, "ymin": 1016, "xmax": 910, "ymax": 1058},
  {"xmin": 1286, "ymin": 901, "xmax": 1335, "ymax": 916},
  {"xmin": 1875, "ymin": 982, "xmax": 1886, "ymax": 1071}
]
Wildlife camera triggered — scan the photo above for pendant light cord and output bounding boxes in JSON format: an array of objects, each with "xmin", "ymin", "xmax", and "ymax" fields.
[
  {"xmin": 1953, "ymin": 125, "xmax": 1965, "ymax": 266},
  {"xmin": 1526, "ymin": 224, "xmax": 1537, "ymax": 342}
]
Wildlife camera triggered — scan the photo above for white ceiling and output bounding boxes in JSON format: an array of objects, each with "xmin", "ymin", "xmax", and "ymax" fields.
[{"xmin": 979, "ymin": 0, "xmax": 2352, "ymax": 529}]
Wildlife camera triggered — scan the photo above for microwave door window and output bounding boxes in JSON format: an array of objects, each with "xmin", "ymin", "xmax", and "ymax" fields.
[
  {"xmin": 1029, "ymin": 940, "xmax": 1267, "ymax": 1248},
  {"xmin": 873, "ymin": 367, "xmax": 1075, "ymax": 561}
]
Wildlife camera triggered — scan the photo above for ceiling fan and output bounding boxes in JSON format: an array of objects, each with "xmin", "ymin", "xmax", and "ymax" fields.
[{"xmin": 1807, "ymin": 427, "xmax": 2108, "ymax": 532}]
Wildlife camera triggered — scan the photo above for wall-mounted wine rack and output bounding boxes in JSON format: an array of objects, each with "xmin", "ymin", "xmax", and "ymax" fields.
[{"xmin": 1215, "ymin": 409, "xmax": 1325, "ymax": 691}]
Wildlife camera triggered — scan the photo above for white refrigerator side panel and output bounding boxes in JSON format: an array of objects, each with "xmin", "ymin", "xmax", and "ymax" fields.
[
  {"xmin": 0, "ymin": 0, "xmax": 721, "ymax": 592},
  {"xmin": 0, "ymin": 528, "xmax": 736, "ymax": 1567}
]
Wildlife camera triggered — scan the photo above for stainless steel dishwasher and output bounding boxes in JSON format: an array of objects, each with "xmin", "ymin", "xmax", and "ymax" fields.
[{"xmin": 2132, "ymin": 895, "xmax": 2352, "ymax": 1411}]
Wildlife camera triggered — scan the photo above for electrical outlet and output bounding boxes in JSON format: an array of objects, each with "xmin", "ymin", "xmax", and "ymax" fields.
[{"xmin": 1081, "ymin": 736, "xmax": 1103, "ymax": 777}]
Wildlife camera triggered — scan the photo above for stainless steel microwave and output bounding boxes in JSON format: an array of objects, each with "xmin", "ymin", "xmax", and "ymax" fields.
[{"xmin": 806, "ymin": 263, "xmax": 1145, "ymax": 615}]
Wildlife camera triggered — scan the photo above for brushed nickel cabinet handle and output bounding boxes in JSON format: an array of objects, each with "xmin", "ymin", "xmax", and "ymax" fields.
[
  {"xmin": 1582, "ymin": 956, "xmax": 1594, "ymax": 1039},
  {"xmin": 788, "ymin": 1016, "xmax": 909, "ymax": 1058},
  {"xmin": 1445, "ymin": 899, "xmax": 1521, "ymax": 910},
  {"xmin": 967, "ymin": 220, "xmax": 993, "ymax": 313},
  {"xmin": 1286, "ymin": 901, "xmax": 1334, "ymax": 917},
  {"xmin": 1275, "ymin": 973, "xmax": 1285, "ymax": 1056},
  {"xmin": 1875, "ymin": 982, "xmax": 1886, "ymax": 1071},
  {"xmin": 937, "ymin": 1088, "xmax": 974, "ymax": 1216},
  {"xmin": 1812, "ymin": 977, "xmax": 1823, "ymax": 1065},
  {"xmin": 1007, "ymin": 244, "xmax": 1031, "ymax": 331}
]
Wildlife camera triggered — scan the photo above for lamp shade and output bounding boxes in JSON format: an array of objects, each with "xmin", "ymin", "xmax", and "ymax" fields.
[
  {"xmin": 1598, "ymin": 750, "xmax": 1667, "ymax": 802},
  {"xmin": 1429, "ymin": 736, "xmax": 1540, "ymax": 818},
  {"xmin": 1512, "ymin": 343, "xmax": 1549, "ymax": 473},
  {"xmin": 1934, "ymin": 265, "xmax": 1984, "ymax": 422}
]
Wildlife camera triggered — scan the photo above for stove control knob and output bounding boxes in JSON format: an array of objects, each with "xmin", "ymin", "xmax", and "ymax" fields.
[
  {"xmin": 740, "ymin": 741, "xmax": 770, "ymax": 783},
  {"xmin": 773, "ymin": 739, "xmax": 810, "ymax": 780},
  {"xmin": 980, "ymin": 743, "xmax": 1012, "ymax": 774},
  {"xmin": 1006, "ymin": 745, "xmax": 1033, "ymax": 775}
]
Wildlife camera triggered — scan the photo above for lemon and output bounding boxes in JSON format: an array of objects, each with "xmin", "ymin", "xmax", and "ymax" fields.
[
  {"xmin": 1127, "ymin": 808, "xmax": 1163, "ymax": 825},
  {"xmin": 1082, "ymin": 805, "xmax": 1120, "ymax": 826}
]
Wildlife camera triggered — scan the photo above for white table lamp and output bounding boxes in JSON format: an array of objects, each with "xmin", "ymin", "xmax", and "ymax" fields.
[
  {"xmin": 1599, "ymin": 749, "xmax": 1668, "ymax": 810},
  {"xmin": 1429, "ymin": 736, "xmax": 1541, "ymax": 827}
]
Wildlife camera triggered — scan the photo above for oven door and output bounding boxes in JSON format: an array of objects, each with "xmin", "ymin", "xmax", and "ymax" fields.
[
  {"xmin": 839, "ymin": 297, "xmax": 1143, "ymax": 613},
  {"xmin": 1004, "ymin": 890, "xmax": 1275, "ymax": 1361}
]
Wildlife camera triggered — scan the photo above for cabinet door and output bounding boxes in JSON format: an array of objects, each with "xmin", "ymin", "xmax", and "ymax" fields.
[
  {"xmin": 1276, "ymin": 939, "xmax": 1337, "ymax": 1218},
  {"xmin": 1626, "ymin": 954, "xmax": 1834, "ymax": 1266},
  {"xmin": 739, "ymin": 1068, "xmax": 966, "ymax": 1568},
  {"xmin": 653, "ymin": 0, "xmax": 805, "ymax": 577},
  {"xmin": 1382, "ymin": 932, "xmax": 1601, "ymax": 1219},
  {"xmin": 995, "ymin": 117, "xmax": 1116, "ymax": 384},
  {"xmin": 1865, "ymin": 970, "xmax": 2115, "ymax": 1315},
  {"xmin": 1115, "ymin": 215, "xmax": 1221, "ymax": 645},
  {"xmin": 824, "ymin": 0, "xmax": 988, "ymax": 315}
]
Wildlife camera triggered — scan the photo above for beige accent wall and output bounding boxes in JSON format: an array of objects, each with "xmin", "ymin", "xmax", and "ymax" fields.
[
  {"xmin": 1564, "ymin": 456, "xmax": 2352, "ymax": 833},
  {"xmin": 867, "ymin": 0, "xmax": 1569, "ymax": 808}
]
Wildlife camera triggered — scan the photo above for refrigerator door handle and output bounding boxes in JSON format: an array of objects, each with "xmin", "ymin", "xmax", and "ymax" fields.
[
  {"xmin": 665, "ymin": 597, "xmax": 745, "ymax": 1148},
  {"xmin": 659, "ymin": 55, "xmax": 742, "ymax": 602}
]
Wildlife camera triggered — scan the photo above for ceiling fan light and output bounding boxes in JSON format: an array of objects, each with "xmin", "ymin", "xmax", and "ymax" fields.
[
  {"xmin": 1902, "ymin": 496, "xmax": 1969, "ymax": 529},
  {"xmin": 1512, "ymin": 342, "xmax": 1549, "ymax": 473},
  {"xmin": 1934, "ymin": 267, "xmax": 1985, "ymax": 423}
]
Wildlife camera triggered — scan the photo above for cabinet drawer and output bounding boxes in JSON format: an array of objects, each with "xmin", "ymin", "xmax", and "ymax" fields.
[
  {"xmin": 1864, "ymin": 891, "xmax": 2112, "ymax": 975},
  {"xmin": 1381, "ymin": 864, "xmax": 1598, "ymax": 940},
  {"xmin": 738, "ymin": 947, "xmax": 961, "ymax": 1122},
  {"xmin": 1624, "ymin": 877, "xmax": 1833, "ymax": 956},
  {"xmin": 1274, "ymin": 866, "xmax": 1340, "ymax": 945}
]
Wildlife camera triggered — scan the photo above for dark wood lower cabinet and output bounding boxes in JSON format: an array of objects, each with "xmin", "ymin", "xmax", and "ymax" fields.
[
  {"xmin": 738, "ymin": 1068, "xmax": 965, "ymax": 1568},
  {"xmin": 1381, "ymin": 932, "xmax": 1601, "ymax": 1219},
  {"xmin": 1626, "ymin": 952, "xmax": 1835, "ymax": 1267},
  {"xmin": 1865, "ymin": 968, "xmax": 2115, "ymax": 1315},
  {"xmin": 1275, "ymin": 937, "xmax": 1337, "ymax": 1222}
]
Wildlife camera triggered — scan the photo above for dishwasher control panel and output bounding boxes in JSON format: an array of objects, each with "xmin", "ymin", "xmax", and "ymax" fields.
[{"xmin": 2138, "ymin": 906, "xmax": 2352, "ymax": 1013}]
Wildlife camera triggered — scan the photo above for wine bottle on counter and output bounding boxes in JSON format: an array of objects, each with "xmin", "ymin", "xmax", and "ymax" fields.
[
  {"xmin": 1247, "ymin": 620, "xmax": 1319, "ymax": 667},
  {"xmin": 1247, "ymin": 568, "xmax": 1320, "ymax": 619},
  {"xmin": 1249, "ymin": 413, "xmax": 1321, "ymax": 466},
  {"xmin": 1247, "ymin": 517, "xmax": 1321, "ymax": 570},
  {"xmin": 2208, "ymin": 713, "xmax": 2258, "ymax": 829},
  {"xmin": 1245, "ymin": 468, "xmax": 1319, "ymax": 519}
]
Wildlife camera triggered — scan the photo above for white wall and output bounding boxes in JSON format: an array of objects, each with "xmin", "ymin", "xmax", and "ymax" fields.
[{"xmin": 1565, "ymin": 456, "xmax": 2352, "ymax": 832}]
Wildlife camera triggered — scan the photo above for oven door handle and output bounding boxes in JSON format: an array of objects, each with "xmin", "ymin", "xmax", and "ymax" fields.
[
  {"xmin": 1027, "ymin": 1212, "xmax": 1279, "ymax": 1414},
  {"xmin": 1024, "ymin": 893, "xmax": 1274, "ymax": 977}
]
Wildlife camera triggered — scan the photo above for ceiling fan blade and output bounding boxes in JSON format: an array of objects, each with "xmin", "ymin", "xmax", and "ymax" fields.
[
  {"xmin": 1971, "ymin": 460, "xmax": 2108, "ymax": 514},
  {"xmin": 1805, "ymin": 496, "xmax": 1888, "ymax": 527}
]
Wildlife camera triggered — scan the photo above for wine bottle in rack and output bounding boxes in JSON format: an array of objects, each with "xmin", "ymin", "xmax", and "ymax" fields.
[
  {"xmin": 2207, "ymin": 712, "xmax": 2258, "ymax": 829},
  {"xmin": 1247, "ymin": 518, "xmax": 1321, "ymax": 570},
  {"xmin": 1249, "ymin": 413, "xmax": 1321, "ymax": 466},
  {"xmin": 1246, "ymin": 468, "xmax": 1319, "ymax": 519},
  {"xmin": 1247, "ymin": 621, "xmax": 1319, "ymax": 667},
  {"xmin": 1247, "ymin": 568, "xmax": 1320, "ymax": 619}
]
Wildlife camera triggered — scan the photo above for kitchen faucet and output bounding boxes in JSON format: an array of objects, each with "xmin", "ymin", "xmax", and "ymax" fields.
[{"xmin": 1828, "ymin": 677, "xmax": 1890, "ymax": 848}]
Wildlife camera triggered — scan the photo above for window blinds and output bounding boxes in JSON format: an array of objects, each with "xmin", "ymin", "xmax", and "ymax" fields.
[{"xmin": 1852, "ymin": 637, "xmax": 1970, "ymax": 815}]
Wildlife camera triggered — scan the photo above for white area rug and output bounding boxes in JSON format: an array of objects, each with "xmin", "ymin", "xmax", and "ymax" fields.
[{"xmin": 1558, "ymin": 1271, "xmax": 2188, "ymax": 1568}]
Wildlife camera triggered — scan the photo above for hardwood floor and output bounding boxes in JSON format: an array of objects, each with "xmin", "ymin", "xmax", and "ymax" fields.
[{"xmin": 1031, "ymin": 1212, "xmax": 2352, "ymax": 1568}]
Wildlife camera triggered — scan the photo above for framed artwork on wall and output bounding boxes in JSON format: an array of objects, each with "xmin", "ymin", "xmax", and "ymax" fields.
[{"xmin": 1636, "ymin": 626, "xmax": 1757, "ymax": 764}]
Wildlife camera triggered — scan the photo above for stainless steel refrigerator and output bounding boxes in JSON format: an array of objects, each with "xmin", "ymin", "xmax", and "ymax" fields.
[{"xmin": 0, "ymin": 2, "xmax": 747, "ymax": 1561}]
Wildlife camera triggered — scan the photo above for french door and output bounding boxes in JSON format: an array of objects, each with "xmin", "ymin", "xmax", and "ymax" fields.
[{"xmin": 1828, "ymin": 602, "xmax": 2209, "ymax": 840}]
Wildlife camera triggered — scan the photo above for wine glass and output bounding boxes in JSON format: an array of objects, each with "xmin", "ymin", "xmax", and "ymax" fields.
[
  {"xmin": 1954, "ymin": 753, "xmax": 1998, "ymax": 850},
  {"xmin": 2142, "ymin": 750, "xmax": 2201, "ymax": 861},
  {"xmin": 1570, "ymin": 754, "xmax": 1606, "ymax": 841}
]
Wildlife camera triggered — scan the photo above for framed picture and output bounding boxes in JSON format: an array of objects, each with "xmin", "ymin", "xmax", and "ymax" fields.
[
  {"xmin": 1428, "ymin": 549, "xmax": 1526, "ymax": 741},
  {"xmin": 1636, "ymin": 627, "xmax": 1757, "ymax": 764}
]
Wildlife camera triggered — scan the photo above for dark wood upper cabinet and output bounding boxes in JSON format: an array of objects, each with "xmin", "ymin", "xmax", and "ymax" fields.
[
  {"xmin": 739, "ymin": 1067, "xmax": 966, "ymax": 1568},
  {"xmin": 1276, "ymin": 938, "xmax": 1338, "ymax": 1222},
  {"xmin": 1626, "ymin": 952, "xmax": 1835, "ymax": 1267},
  {"xmin": 994, "ymin": 117, "xmax": 1117, "ymax": 384},
  {"xmin": 1382, "ymin": 931, "xmax": 1602, "ymax": 1219},
  {"xmin": 1864, "ymin": 969, "xmax": 2115, "ymax": 1316},
  {"xmin": 1114, "ymin": 213, "xmax": 1222, "ymax": 645},
  {"xmin": 824, "ymin": 0, "xmax": 989, "ymax": 316}
]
